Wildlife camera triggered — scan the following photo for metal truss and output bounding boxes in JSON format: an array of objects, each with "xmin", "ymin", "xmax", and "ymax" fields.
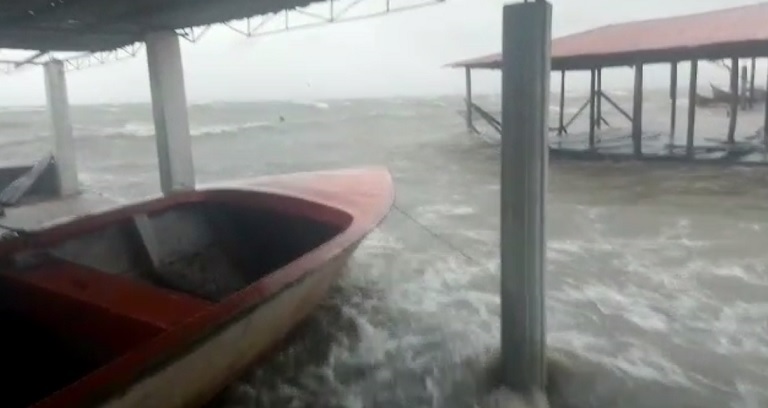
[
  {"xmin": 0, "ymin": 0, "xmax": 444, "ymax": 74},
  {"xmin": 219, "ymin": 0, "xmax": 445, "ymax": 38},
  {"xmin": 0, "ymin": 43, "xmax": 144, "ymax": 73},
  {"xmin": 60, "ymin": 43, "xmax": 145, "ymax": 71}
]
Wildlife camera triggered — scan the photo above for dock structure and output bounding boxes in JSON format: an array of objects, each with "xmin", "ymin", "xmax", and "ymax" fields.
[
  {"xmin": 0, "ymin": 0, "xmax": 444, "ymax": 200},
  {"xmin": 449, "ymin": 2, "xmax": 768, "ymax": 165},
  {"xmin": 0, "ymin": 0, "xmax": 339, "ymax": 197}
]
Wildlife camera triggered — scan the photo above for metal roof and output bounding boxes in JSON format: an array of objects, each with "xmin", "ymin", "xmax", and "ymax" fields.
[
  {"xmin": 449, "ymin": 2, "xmax": 768, "ymax": 70},
  {"xmin": 0, "ymin": 0, "xmax": 322, "ymax": 51}
]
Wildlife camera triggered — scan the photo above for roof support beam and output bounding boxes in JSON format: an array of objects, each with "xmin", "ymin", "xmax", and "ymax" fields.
[
  {"xmin": 43, "ymin": 60, "xmax": 79, "ymax": 196},
  {"xmin": 146, "ymin": 31, "xmax": 194, "ymax": 195}
]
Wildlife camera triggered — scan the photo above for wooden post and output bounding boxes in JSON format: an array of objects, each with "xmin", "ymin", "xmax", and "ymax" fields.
[
  {"xmin": 501, "ymin": 0, "xmax": 550, "ymax": 393},
  {"xmin": 596, "ymin": 68, "xmax": 603, "ymax": 129},
  {"xmin": 687, "ymin": 60, "xmax": 698, "ymax": 158},
  {"xmin": 632, "ymin": 64, "xmax": 644, "ymax": 157},
  {"xmin": 589, "ymin": 69, "xmax": 596, "ymax": 149},
  {"xmin": 750, "ymin": 57, "xmax": 757, "ymax": 108},
  {"xmin": 669, "ymin": 62, "xmax": 678, "ymax": 149},
  {"xmin": 741, "ymin": 65, "xmax": 749, "ymax": 111},
  {"xmin": 764, "ymin": 58, "xmax": 768, "ymax": 150},
  {"xmin": 558, "ymin": 70, "xmax": 566, "ymax": 136},
  {"xmin": 727, "ymin": 57, "xmax": 739, "ymax": 144},
  {"xmin": 465, "ymin": 66, "xmax": 473, "ymax": 132}
]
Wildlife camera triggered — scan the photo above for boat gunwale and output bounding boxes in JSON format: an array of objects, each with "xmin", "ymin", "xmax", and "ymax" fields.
[{"xmin": 16, "ymin": 167, "xmax": 394, "ymax": 408}]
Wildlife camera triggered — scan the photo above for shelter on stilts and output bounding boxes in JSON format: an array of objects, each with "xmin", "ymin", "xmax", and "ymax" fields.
[{"xmin": 448, "ymin": 2, "xmax": 768, "ymax": 165}]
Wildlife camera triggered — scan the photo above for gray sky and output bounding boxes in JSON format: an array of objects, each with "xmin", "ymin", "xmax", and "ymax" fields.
[{"xmin": 0, "ymin": 0, "xmax": 764, "ymax": 105}]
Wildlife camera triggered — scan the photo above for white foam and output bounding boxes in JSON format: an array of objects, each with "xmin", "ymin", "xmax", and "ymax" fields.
[
  {"xmin": 291, "ymin": 100, "xmax": 330, "ymax": 109},
  {"xmin": 413, "ymin": 204, "xmax": 476, "ymax": 222},
  {"xmin": 73, "ymin": 120, "xmax": 271, "ymax": 139},
  {"xmin": 0, "ymin": 106, "xmax": 45, "ymax": 113},
  {"xmin": 553, "ymin": 282, "xmax": 670, "ymax": 332}
]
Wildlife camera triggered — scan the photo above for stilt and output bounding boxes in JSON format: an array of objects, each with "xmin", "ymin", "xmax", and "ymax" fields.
[
  {"xmin": 764, "ymin": 59, "xmax": 768, "ymax": 149},
  {"xmin": 750, "ymin": 57, "xmax": 757, "ymax": 109},
  {"xmin": 145, "ymin": 31, "xmax": 195, "ymax": 194},
  {"xmin": 501, "ymin": 0, "xmax": 550, "ymax": 395},
  {"xmin": 596, "ymin": 68, "xmax": 603, "ymax": 129},
  {"xmin": 589, "ymin": 69, "xmax": 596, "ymax": 149},
  {"xmin": 465, "ymin": 66, "xmax": 474, "ymax": 132},
  {"xmin": 43, "ymin": 60, "xmax": 78, "ymax": 196},
  {"xmin": 687, "ymin": 60, "xmax": 698, "ymax": 158},
  {"xmin": 669, "ymin": 62, "xmax": 678, "ymax": 150},
  {"xmin": 632, "ymin": 64, "xmax": 644, "ymax": 158},
  {"xmin": 727, "ymin": 57, "xmax": 738, "ymax": 144},
  {"xmin": 558, "ymin": 70, "xmax": 565, "ymax": 136},
  {"xmin": 741, "ymin": 65, "xmax": 749, "ymax": 111}
]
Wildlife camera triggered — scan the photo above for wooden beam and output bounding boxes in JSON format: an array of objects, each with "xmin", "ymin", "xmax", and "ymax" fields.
[
  {"xmin": 632, "ymin": 64, "xmax": 644, "ymax": 157},
  {"xmin": 589, "ymin": 69, "xmax": 596, "ymax": 149},
  {"xmin": 727, "ymin": 57, "xmax": 739, "ymax": 144},
  {"xmin": 687, "ymin": 60, "xmax": 698, "ymax": 158},
  {"xmin": 669, "ymin": 62, "xmax": 678, "ymax": 149}
]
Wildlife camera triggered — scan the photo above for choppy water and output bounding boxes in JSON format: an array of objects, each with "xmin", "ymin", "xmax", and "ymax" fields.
[{"xmin": 1, "ymin": 93, "xmax": 767, "ymax": 408}]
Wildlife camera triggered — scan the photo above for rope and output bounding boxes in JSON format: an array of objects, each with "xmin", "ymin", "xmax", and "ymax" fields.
[
  {"xmin": 0, "ymin": 220, "xmax": 31, "ymax": 236},
  {"xmin": 392, "ymin": 203, "xmax": 484, "ymax": 266}
]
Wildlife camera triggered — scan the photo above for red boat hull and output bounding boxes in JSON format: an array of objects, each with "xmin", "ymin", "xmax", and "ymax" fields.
[{"xmin": 0, "ymin": 167, "xmax": 394, "ymax": 408}]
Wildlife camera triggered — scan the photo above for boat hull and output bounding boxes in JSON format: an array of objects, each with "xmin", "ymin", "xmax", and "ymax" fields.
[
  {"xmin": 710, "ymin": 83, "xmax": 767, "ymax": 103},
  {"xmin": 103, "ymin": 243, "xmax": 358, "ymax": 408}
]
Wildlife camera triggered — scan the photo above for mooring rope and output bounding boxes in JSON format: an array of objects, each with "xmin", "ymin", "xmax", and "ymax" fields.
[{"xmin": 392, "ymin": 202, "xmax": 484, "ymax": 266}]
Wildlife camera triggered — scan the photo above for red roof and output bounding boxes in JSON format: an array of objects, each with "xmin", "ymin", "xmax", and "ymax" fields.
[{"xmin": 450, "ymin": 2, "xmax": 768, "ymax": 70}]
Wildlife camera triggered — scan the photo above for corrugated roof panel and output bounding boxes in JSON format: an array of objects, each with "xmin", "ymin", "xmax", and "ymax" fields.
[{"xmin": 450, "ymin": 2, "xmax": 768, "ymax": 70}]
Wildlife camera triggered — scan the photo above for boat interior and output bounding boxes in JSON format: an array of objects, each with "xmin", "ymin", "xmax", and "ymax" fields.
[{"xmin": 0, "ymin": 193, "xmax": 352, "ymax": 408}]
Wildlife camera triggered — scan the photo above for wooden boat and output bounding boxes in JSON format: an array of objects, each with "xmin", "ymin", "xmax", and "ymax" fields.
[
  {"xmin": 710, "ymin": 84, "xmax": 735, "ymax": 102},
  {"xmin": 710, "ymin": 83, "xmax": 768, "ymax": 103},
  {"xmin": 753, "ymin": 87, "xmax": 767, "ymax": 101},
  {"xmin": 0, "ymin": 167, "xmax": 394, "ymax": 408},
  {"xmin": 695, "ymin": 93, "xmax": 720, "ymax": 107}
]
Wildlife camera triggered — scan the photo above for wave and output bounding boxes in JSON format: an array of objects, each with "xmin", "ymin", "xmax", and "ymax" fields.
[
  {"xmin": 74, "ymin": 120, "xmax": 273, "ymax": 139},
  {"xmin": 290, "ymin": 100, "xmax": 330, "ymax": 109},
  {"xmin": 0, "ymin": 134, "xmax": 45, "ymax": 148},
  {"xmin": 0, "ymin": 106, "xmax": 45, "ymax": 113}
]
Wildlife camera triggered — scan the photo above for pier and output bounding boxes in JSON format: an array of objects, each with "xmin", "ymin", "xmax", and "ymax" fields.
[{"xmin": 450, "ymin": 2, "xmax": 768, "ymax": 166}]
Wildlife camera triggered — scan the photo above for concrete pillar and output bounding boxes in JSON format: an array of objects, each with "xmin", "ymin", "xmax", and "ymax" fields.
[
  {"xmin": 145, "ymin": 31, "xmax": 195, "ymax": 194},
  {"xmin": 44, "ymin": 60, "xmax": 78, "ymax": 196},
  {"xmin": 500, "ymin": 0, "xmax": 550, "ymax": 394}
]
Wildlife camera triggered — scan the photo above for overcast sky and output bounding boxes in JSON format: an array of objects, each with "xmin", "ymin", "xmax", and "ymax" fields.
[{"xmin": 0, "ymin": 0, "xmax": 764, "ymax": 105}]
